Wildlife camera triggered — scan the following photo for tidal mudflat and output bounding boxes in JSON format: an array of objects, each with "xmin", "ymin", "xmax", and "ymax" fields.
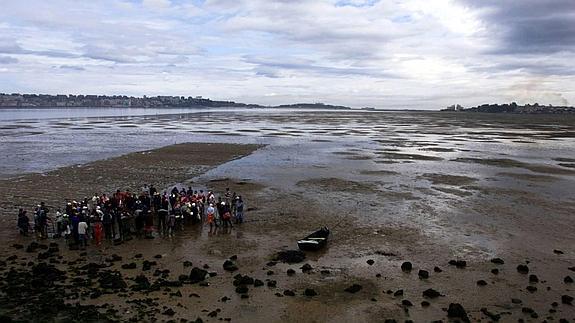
[{"xmin": 0, "ymin": 109, "xmax": 574, "ymax": 322}]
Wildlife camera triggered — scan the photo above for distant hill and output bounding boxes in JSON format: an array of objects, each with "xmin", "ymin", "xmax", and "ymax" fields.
[
  {"xmin": 0, "ymin": 93, "xmax": 351, "ymax": 110},
  {"xmin": 441, "ymin": 103, "xmax": 575, "ymax": 114}
]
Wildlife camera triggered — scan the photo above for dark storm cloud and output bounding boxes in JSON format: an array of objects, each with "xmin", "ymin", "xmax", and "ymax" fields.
[{"xmin": 459, "ymin": 0, "xmax": 575, "ymax": 54}]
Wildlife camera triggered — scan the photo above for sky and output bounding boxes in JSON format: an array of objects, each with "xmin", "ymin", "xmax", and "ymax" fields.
[{"xmin": 0, "ymin": 0, "xmax": 574, "ymax": 109}]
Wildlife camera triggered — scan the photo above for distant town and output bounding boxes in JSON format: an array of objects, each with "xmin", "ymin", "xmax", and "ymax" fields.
[
  {"xmin": 0, "ymin": 93, "xmax": 351, "ymax": 110},
  {"xmin": 442, "ymin": 103, "xmax": 575, "ymax": 114}
]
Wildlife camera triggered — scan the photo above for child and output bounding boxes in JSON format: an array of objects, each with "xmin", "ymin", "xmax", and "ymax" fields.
[
  {"xmin": 168, "ymin": 212, "xmax": 176, "ymax": 236},
  {"xmin": 78, "ymin": 219, "xmax": 88, "ymax": 249}
]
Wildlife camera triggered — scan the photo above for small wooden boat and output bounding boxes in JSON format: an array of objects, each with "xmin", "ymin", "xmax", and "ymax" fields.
[{"xmin": 297, "ymin": 227, "xmax": 330, "ymax": 251}]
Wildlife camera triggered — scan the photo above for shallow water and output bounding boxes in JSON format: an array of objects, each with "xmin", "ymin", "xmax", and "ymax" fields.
[{"xmin": 1, "ymin": 108, "xmax": 574, "ymax": 259}]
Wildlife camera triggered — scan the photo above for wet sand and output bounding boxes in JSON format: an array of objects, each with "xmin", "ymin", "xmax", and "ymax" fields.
[{"xmin": 0, "ymin": 141, "xmax": 573, "ymax": 322}]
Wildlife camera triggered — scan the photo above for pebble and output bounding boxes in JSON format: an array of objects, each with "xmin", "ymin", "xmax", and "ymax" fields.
[
  {"xmin": 433, "ymin": 266, "xmax": 442, "ymax": 273},
  {"xmin": 393, "ymin": 289, "xmax": 404, "ymax": 297},
  {"xmin": 490, "ymin": 258, "xmax": 505, "ymax": 265},
  {"xmin": 562, "ymin": 295, "xmax": 573, "ymax": 305},
  {"xmin": 401, "ymin": 262, "xmax": 412, "ymax": 272},
  {"xmin": 418, "ymin": 270, "xmax": 429, "ymax": 279},
  {"xmin": 344, "ymin": 284, "xmax": 362, "ymax": 293},
  {"xmin": 447, "ymin": 303, "xmax": 469, "ymax": 322},
  {"xmin": 516, "ymin": 264, "xmax": 529, "ymax": 274},
  {"xmin": 564, "ymin": 276, "xmax": 573, "ymax": 284},
  {"xmin": 367, "ymin": 259, "xmax": 375, "ymax": 266},
  {"xmin": 491, "ymin": 268, "xmax": 499, "ymax": 275},
  {"xmin": 422, "ymin": 288, "xmax": 441, "ymax": 298},
  {"xmin": 448, "ymin": 260, "xmax": 467, "ymax": 268},
  {"xmin": 304, "ymin": 288, "xmax": 317, "ymax": 296},
  {"xmin": 476, "ymin": 280, "xmax": 487, "ymax": 286},
  {"xmin": 526, "ymin": 286, "xmax": 537, "ymax": 293},
  {"xmin": 402, "ymin": 300, "xmax": 413, "ymax": 307}
]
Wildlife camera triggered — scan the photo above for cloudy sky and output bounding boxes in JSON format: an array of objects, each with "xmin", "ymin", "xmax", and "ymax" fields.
[{"xmin": 0, "ymin": 0, "xmax": 574, "ymax": 109}]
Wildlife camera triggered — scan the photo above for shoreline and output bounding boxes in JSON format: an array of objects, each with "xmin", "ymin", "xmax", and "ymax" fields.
[{"xmin": 0, "ymin": 143, "xmax": 573, "ymax": 322}]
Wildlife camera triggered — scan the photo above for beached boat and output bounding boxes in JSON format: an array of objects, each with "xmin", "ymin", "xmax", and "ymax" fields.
[{"xmin": 297, "ymin": 227, "xmax": 330, "ymax": 251}]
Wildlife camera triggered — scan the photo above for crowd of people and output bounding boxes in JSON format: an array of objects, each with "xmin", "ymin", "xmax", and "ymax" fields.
[{"xmin": 16, "ymin": 185, "xmax": 246, "ymax": 248}]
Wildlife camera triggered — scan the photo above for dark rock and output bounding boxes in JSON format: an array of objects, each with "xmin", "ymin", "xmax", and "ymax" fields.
[
  {"xmin": 235, "ymin": 286, "xmax": 248, "ymax": 294},
  {"xmin": 480, "ymin": 308, "xmax": 501, "ymax": 321},
  {"xmin": 240, "ymin": 294, "xmax": 249, "ymax": 299},
  {"xmin": 142, "ymin": 260, "xmax": 156, "ymax": 271},
  {"xmin": 516, "ymin": 265, "xmax": 529, "ymax": 274},
  {"xmin": 421, "ymin": 301, "xmax": 430, "ymax": 307},
  {"xmin": 529, "ymin": 274, "xmax": 539, "ymax": 283},
  {"xmin": 178, "ymin": 274, "xmax": 189, "ymax": 282},
  {"xmin": 189, "ymin": 293, "xmax": 200, "ymax": 298},
  {"xmin": 183, "ymin": 261, "xmax": 193, "ymax": 267},
  {"xmin": 569, "ymin": 266, "xmax": 575, "ymax": 272},
  {"xmin": 433, "ymin": 266, "xmax": 442, "ymax": 273},
  {"xmin": 344, "ymin": 284, "xmax": 362, "ymax": 293},
  {"xmin": 564, "ymin": 276, "xmax": 573, "ymax": 284},
  {"xmin": 286, "ymin": 269, "xmax": 296, "ymax": 276},
  {"xmin": 221, "ymin": 296, "xmax": 230, "ymax": 302},
  {"xmin": 490, "ymin": 258, "xmax": 504, "ymax": 265},
  {"xmin": 477, "ymin": 280, "xmax": 487, "ymax": 286},
  {"xmin": 301, "ymin": 263, "xmax": 313, "ymax": 272},
  {"xmin": 375, "ymin": 273, "xmax": 381, "ymax": 278},
  {"xmin": 418, "ymin": 270, "xmax": 429, "ymax": 279},
  {"xmin": 401, "ymin": 262, "xmax": 412, "ymax": 272},
  {"xmin": 230, "ymin": 255, "xmax": 238, "ymax": 261},
  {"xmin": 163, "ymin": 308, "xmax": 175, "ymax": 316},
  {"xmin": 266, "ymin": 270, "xmax": 274, "ymax": 275},
  {"xmin": 526, "ymin": 286, "xmax": 537, "ymax": 293},
  {"xmin": 154, "ymin": 254, "xmax": 163, "ymax": 259},
  {"xmin": 207, "ymin": 310, "xmax": 218, "ymax": 318},
  {"xmin": 134, "ymin": 253, "xmax": 142, "ymax": 258},
  {"xmin": 422, "ymin": 288, "xmax": 441, "ymax": 298},
  {"xmin": 304, "ymin": 288, "xmax": 317, "ymax": 296},
  {"xmin": 98, "ymin": 271, "xmax": 127, "ymax": 290},
  {"xmin": 367, "ymin": 259, "xmax": 375, "ymax": 265},
  {"xmin": 521, "ymin": 307, "xmax": 534, "ymax": 314},
  {"xmin": 283, "ymin": 290, "xmax": 295, "ymax": 296},
  {"xmin": 266, "ymin": 261, "xmax": 277, "ymax": 267},
  {"xmin": 267, "ymin": 280, "xmax": 277, "ymax": 288},
  {"xmin": 253, "ymin": 279, "xmax": 264, "ymax": 287},
  {"xmin": 223, "ymin": 260, "xmax": 238, "ymax": 272},
  {"xmin": 209, "ymin": 272, "xmax": 217, "ymax": 277},
  {"xmin": 511, "ymin": 298, "xmax": 522, "ymax": 304},
  {"xmin": 562, "ymin": 294, "xmax": 573, "ymax": 305},
  {"xmin": 203, "ymin": 264, "xmax": 209, "ymax": 269},
  {"xmin": 274, "ymin": 250, "xmax": 306, "ymax": 264},
  {"xmin": 448, "ymin": 260, "xmax": 467, "ymax": 268},
  {"xmin": 233, "ymin": 275, "xmax": 254, "ymax": 286},
  {"xmin": 491, "ymin": 268, "xmax": 499, "ymax": 275},
  {"xmin": 106, "ymin": 254, "xmax": 122, "ymax": 262},
  {"xmin": 170, "ymin": 291, "xmax": 182, "ymax": 297},
  {"xmin": 132, "ymin": 275, "xmax": 151, "ymax": 291},
  {"xmin": 402, "ymin": 300, "xmax": 413, "ymax": 307},
  {"xmin": 394, "ymin": 289, "xmax": 404, "ymax": 297},
  {"xmin": 553, "ymin": 249, "xmax": 564, "ymax": 255},
  {"xmin": 447, "ymin": 303, "xmax": 469, "ymax": 322},
  {"xmin": 121, "ymin": 263, "xmax": 137, "ymax": 270},
  {"xmin": 189, "ymin": 267, "xmax": 208, "ymax": 284}
]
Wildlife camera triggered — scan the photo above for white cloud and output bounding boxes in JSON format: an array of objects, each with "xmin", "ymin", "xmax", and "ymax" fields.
[{"xmin": 0, "ymin": 0, "xmax": 573, "ymax": 108}]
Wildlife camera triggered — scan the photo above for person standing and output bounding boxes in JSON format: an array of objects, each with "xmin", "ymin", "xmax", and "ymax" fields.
[
  {"xmin": 206, "ymin": 203, "xmax": 215, "ymax": 230},
  {"xmin": 78, "ymin": 219, "xmax": 88, "ymax": 249},
  {"xmin": 235, "ymin": 196, "xmax": 245, "ymax": 224},
  {"xmin": 17, "ymin": 209, "xmax": 29, "ymax": 236}
]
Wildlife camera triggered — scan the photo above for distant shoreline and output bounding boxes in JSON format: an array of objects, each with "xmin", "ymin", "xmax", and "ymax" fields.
[
  {"xmin": 0, "ymin": 93, "xmax": 351, "ymax": 110},
  {"xmin": 441, "ymin": 103, "xmax": 575, "ymax": 114}
]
